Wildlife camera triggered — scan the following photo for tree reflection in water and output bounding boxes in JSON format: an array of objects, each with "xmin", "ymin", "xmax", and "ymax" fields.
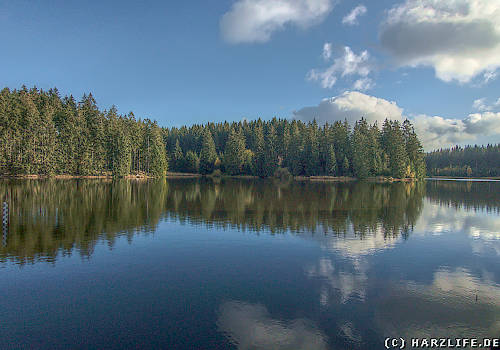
[{"xmin": 4, "ymin": 178, "xmax": 492, "ymax": 265}]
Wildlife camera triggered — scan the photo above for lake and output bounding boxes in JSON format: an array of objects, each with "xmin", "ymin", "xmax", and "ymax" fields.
[{"xmin": 0, "ymin": 179, "xmax": 499, "ymax": 349}]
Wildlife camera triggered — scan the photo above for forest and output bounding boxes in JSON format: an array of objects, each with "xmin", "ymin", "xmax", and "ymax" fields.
[
  {"xmin": 426, "ymin": 144, "xmax": 500, "ymax": 177},
  {"xmin": 0, "ymin": 86, "xmax": 426, "ymax": 179}
]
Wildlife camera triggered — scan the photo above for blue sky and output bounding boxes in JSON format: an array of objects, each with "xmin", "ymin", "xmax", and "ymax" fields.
[{"xmin": 1, "ymin": 0, "xmax": 499, "ymax": 150}]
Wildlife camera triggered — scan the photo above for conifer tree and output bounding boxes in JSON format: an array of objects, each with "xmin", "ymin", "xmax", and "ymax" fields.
[
  {"xmin": 286, "ymin": 121, "xmax": 303, "ymax": 176},
  {"xmin": 342, "ymin": 156, "xmax": 350, "ymax": 176},
  {"xmin": 304, "ymin": 121, "xmax": 320, "ymax": 176},
  {"xmin": 143, "ymin": 120, "xmax": 168, "ymax": 177},
  {"xmin": 111, "ymin": 124, "xmax": 132, "ymax": 177},
  {"xmin": 326, "ymin": 145, "xmax": 337, "ymax": 176},
  {"xmin": 184, "ymin": 151, "xmax": 199, "ymax": 173},
  {"xmin": 403, "ymin": 119, "xmax": 426, "ymax": 178},
  {"xmin": 172, "ymin": 139, "xmax": 185, "ymax": 172},
  {"xmin": 352, "ymin": 119, "xmax": 370, "ymax": 178},
  {"xmin": 253, "ymin": 124, "xmax": 266, "ymax": 177},
  {"xmin": 263, "ymin": 124, "xmax": 279, "ymax": 177},
  {"xmin": 199, "ymin": 129, "xmax": 217, "ymax": 174},
  {"xmin": 223, "ymin": 129, "xmax": 246, "ymax": 175}
]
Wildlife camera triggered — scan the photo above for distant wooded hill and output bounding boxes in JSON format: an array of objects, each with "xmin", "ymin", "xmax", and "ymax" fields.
[
  {"xmin": 0, "ymin": 86, "xmax": 426, "ymax": 179},
  {"xmin": 426, "ymin": 144, "xmax": 500, "ymax": 177}
]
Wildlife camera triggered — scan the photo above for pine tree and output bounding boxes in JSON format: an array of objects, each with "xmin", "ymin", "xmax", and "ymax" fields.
[
  {"xmin": 304, "ymin": 121, "xmax": 320, "ymax": 176},
  {"xmin": 326, "ymin": 145, "xmax": 337, "ymax": 176},
  {"xmin": 403, "ymin": 119, "xmax": 426, "ymax": 178},
  {"xmin": 253, "ymin": 124, "xmax": 266, "ymax": 177},
  {"xmin": 172, "ymin": 139, "xmax": 185, "ymax": 172},
  {"xmin": 342, "ymin": 156, "xmax": 350, "ymax": 176},
  {"xmin": 352, "ymin": 119, "xmax": 370, "ymax": 178},
  {"xmin": 184, "ymin": 151, "xmax": 199, "ymax": 173},
  {"xmin": 263, "ymin": 124, "xmax": 279, "ymax": 177},
  {"xmin": 223, "ymin": 129, "xmax": 246, "ymax": 175},
  {"xmin": 144, "ymin": 120, "xmax": 168, "ymax": 177},
  {"xmin": 199, "ymin": 129, "xmax": 217, "ymax": 175},
  {"xmin": 286, "ymin": 121, "xmax": 303, "ymax": 176},
  {"xmin": 111, "ymin": 124, "xmax": 132, "ymax": 177},
  {"xmin": 382, "ymin": 120, "xmax": 408, "ymax": 178}
]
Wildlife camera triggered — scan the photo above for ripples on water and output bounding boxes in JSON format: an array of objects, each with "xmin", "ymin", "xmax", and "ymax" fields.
[{"xmin": 0, "ymin": 179, "xmax": 499, "ymax": 349}]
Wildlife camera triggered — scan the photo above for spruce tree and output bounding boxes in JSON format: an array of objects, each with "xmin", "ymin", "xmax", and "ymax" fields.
[
  {"xmin": 172, "ymin": 139, "xmax": 185, "ymax": 172},
  {"xmin": 286, "ymin": 121, "xmax": 303, "ymax": 176},
  {"xmin": 199, "ymin": 129, "xmax": 217, "ymax": 174},
  {"xmin": 352, "ymin": 119, "xmax": 370, "ymax": 178},
  {"xmin": 304, "ymin": 121, "xmax": 320, "ymax": 176},
  {"xmin": 144, "ymin": 120, "xmax": 168, "ymax": 177},
  {"xmin": 263, "ymin": 124, "xmax": 279, "ymax": 177},
  {"xmin": 326, "ymin": 145, "xmax": 337, "ymax": 176},
  {"xmin": 253, "ymin": 124, "xmax": 266, "ymax": 177},
  {"xmin": 223, "ymin": 129, "xmax": 246, "ymax": 175},
  {"xmin": 184, "ymin": 151, "xmax": 199, "ymax": 173}
]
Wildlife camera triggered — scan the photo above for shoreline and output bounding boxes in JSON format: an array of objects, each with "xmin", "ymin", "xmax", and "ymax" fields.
[
  {"xmin": 426, "ymin": 176, "xmax": 500, "ymax": 180},
  {"xmin": 0, "ymin": 173, "xmax": 424, "ymax": 182},
  {"xmin": 0, "ymin": 172, "xmax": 202, "ymax": 180}
]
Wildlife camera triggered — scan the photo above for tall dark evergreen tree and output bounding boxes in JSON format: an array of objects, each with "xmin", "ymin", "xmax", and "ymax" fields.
[
  {"xmin": 352, "ymin": 118, "xmax": 371, "ymax": 179},
  {"xmin": 326, "ymin": 145, "xmax": 337, "ymax": 176},
  {"xmin": 199, "ymin": 129, "xmax": 217, "ymax": 175},
  {"xmin": 253, "ymin": 124, "xmax": 267, "ymax": 177},
  {"xmin": 223, "ymin": 129, "xmax": 246, "ymax": 175},
  {"xmin": 263, "ymin": 124, "xmax": 279, "ymax": 177},
  {"xmin": 144, "ymin": 120, "xmax": 168, "ymax": 177},
  {"xmin": 304, "ymin": 121, "xmax": 320, "ymax": 176},
  {"xmin": 172, "ymin": 139, "xmax": 185, "ymax": 172}
]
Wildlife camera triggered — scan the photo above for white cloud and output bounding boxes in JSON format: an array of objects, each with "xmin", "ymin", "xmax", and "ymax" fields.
[
  {"xmin": 412, "ymin": 112, "xmax": 500, "ymax": 149},
  {"xmin": 342, "ymin": 4, "xmax": 367, "ymax": 25},
  {"xmin": 483, "ymin": 70, "xmax": 498, "ymax": 84},
  {"xmin": 307, "ymin": 46, "xmax": 372, "ymax": 89},
  {"xmin": 472, "ymin": 97, "xmax": 500, "ymax": 111},
  {"xmin": 322, "ymin": 42, "xmax": 333, "ymax": 61},
  {"xmin": 220, "ymin": 0, "xmax": 335, "ymax": 44},
  {"xmin": 379, "ymin": 0, "xmax": 500, "ymax": 83},
  {"xmin": 352, "ymin": 77, "xmax": 374, "ymax": 91},
  {"xmin": 293, "ymin": 91, "xmax": 500, "ymax": 150},
  {"xmin": 294, "ymin": 91, "xmax": 403, "ymax": 126},
  {"xmin": 472, "ymin": 98, "xmax": 490, "ymax": 111}
]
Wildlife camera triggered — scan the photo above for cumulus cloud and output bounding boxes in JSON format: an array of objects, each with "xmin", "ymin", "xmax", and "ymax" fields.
[
  {"xmin": 342, "ymin": 4, "xmax": 367, "ymax": 25},
  {"xmin": 220, "ymin": 0, "xmax": 335, "ymax": 44},
  {"xmin": 379, "ymin": 0, "xmax": 500, "ymax": 83},
  {"xmin": 217, "ymin": 301, "xmax": 328, "ymax": 349},
  {"xmin": 413, "ymin": 112, "xmax": 500, "ymax": 149},
  {"xmin": 294, "ymin": 91, "xmax": 403, "ymax": 126},
  {"xmin": 293, "ymin": 91, "xmax": 500, "ymax": 150},
  {"xmin": 307, "ymin": 46, "xmax": 372, "ymax": 89}
]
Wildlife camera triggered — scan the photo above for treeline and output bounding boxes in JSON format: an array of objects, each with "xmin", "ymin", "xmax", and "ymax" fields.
[
  {"xmin": 0, "ymin": 87, "xmax": 426, "ymax": 178},
  {"xmin": 0, "ymin": 87, "xmax": 167, "ymax": 177},
  {"xmin": 425, "ymin": 144, "xmax": 500, "ymax": 177},
  {"xmin": 165, "ymin": 117, "xmax": 426, "ymax": 179}
]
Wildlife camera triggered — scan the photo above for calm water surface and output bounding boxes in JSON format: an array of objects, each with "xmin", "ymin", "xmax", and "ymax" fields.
[{"xmin": 0, "ymin": 179, "xmax": 499, "ymax": 349}]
